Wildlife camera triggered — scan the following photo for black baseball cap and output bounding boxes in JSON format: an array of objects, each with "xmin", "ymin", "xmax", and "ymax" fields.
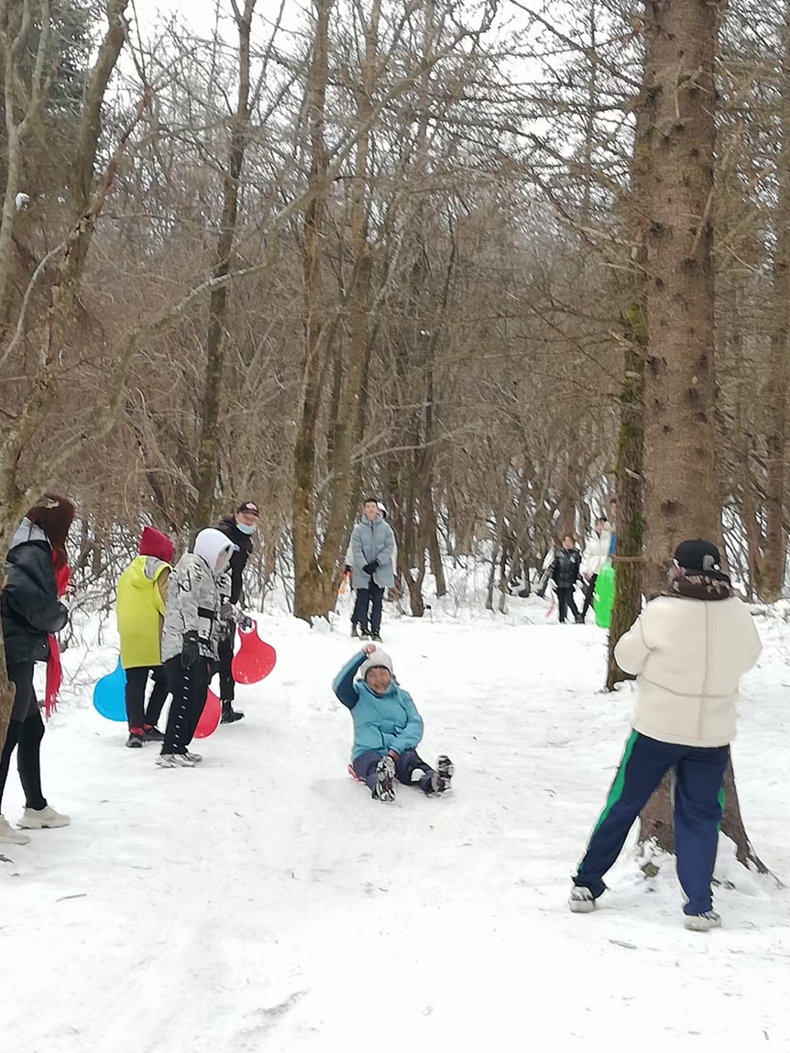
[
  {"xmin": 673, "ymin": 539, "xmax": 721, "ymax": 572},
  {"xmin": 237, "ymin": 502, "xmax": 259, "ymax": 517}
]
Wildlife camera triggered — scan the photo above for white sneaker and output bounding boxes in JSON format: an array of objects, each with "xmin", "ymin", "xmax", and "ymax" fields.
[
  {"xmin": 18, "ymin": 805, "xmax": 70, "ymax": 829},
  {"xmin": 569, "ymin": 886, "xmax": 597, "ymax": 913},
  {"xmin": 156, "ymin": 753, "xmax": 195, "ymax": 768},
  {"xmin": 184, "ymin": 751, "xmax": 203, "ymax": 763},
  {"xmin": 684, "ymin": 910, "xmax": 721, "ymax": 932},
  {"xmin": 0, "ymin": 815, "xmax": 31, "ymax": 845}
]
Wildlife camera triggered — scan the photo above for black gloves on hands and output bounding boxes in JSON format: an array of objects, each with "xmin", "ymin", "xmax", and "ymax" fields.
[
  {"xmin": 239, "ymin": 614, "xmax": 254, "ymax": 631},
  {"xmin": 181, "ymin": 632, "xmax": 201, "ymax": 669},
  {"xmin": 362, "ymin": 560, "xmax": 380, "ymax": 576}
]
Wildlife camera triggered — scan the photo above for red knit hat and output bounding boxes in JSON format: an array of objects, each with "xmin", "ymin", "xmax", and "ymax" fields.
[{"xmin": 138, "ymin": 526, "xmax": 174, "ymax": 564}]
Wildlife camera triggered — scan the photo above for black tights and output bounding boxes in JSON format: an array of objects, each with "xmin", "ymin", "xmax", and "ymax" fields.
[{"xmin": 1, "ymin": 663, "xmax": 48, "ymax": 813}]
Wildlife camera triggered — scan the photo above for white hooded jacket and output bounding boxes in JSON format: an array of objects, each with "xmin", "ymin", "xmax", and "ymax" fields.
[
  {"xmin": 614, "ymin": 594, "xmax": 762, "ymax": 748},
  {"xmin": 161, "ymin": 529, "xmax": 235, "ymax": 661}
]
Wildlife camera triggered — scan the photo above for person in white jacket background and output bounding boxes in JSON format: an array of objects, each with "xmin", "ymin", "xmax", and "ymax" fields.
[
  {"xmin": 579, "ymin": 515, "xmax": 612, "ymax": 623},
  {"xmin": 569, "ymin": 539, "xmax": 762, "ymax": 931}
]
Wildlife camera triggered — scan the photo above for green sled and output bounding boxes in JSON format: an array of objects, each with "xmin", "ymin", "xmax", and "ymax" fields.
[{"xmin": 593, "ymin": 564, "xmax": 615, "ymax": 629}]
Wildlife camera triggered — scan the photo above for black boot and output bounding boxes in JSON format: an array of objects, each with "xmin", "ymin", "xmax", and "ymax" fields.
[{"xmin": 220, "ymin": 701, "xmax": 245, "ymax": 724}]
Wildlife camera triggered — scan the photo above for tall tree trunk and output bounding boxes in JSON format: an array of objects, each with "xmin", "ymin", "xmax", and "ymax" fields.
[
  {"xmin": 293, "ymin": 0, "xmax": 334, "ymax": 621},
  {"xmin": 606, "ymin": 309, "xmax": 645, "ymax": 690},
  {"xmin": 606, "ymin": 75, "xmax": 649, "ymax": 690},
  {"xmin": 293, "ymin": 0, "xmax": 379, "ymax": 621},
  {"xmin": 761, "ymin": 3, "xmax": 790, "ymax": 600},
  {"xmin": 640, "ymin": 0, "xmax": 724, "ymax": 595},
  {"xmin": 193, "ymin": 0, "xmax": 256, "ymax": 529},
  {"xmin": 635, "ymin": 0, "xmax": 766, "ymax": 871},
  {"xmin": 0, "ymin": 0, "xmax": 131, "ymax": 758}
]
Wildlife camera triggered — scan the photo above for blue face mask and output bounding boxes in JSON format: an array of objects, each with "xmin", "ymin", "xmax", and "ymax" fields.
[{"xmin": 236, "ymin": 522, "xmax": 255, "ymax": 535}]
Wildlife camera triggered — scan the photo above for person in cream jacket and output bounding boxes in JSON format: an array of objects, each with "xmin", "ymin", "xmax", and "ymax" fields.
[{"xmin": 569, "ymin": 539, "xmax": 762, "ymax": 931}]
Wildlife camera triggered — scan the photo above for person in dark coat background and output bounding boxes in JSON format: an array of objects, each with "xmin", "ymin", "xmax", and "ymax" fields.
[
  {"xmin": 215, "ymin": 501, "xmax": 258, "ymax": 723},
  {"xmin": 0, "ymin": 494, "xmax": 75, "ymax": 845},
  {"xmin": 550, "ymin": 534, "xmax": 583, "ymax": 624}
]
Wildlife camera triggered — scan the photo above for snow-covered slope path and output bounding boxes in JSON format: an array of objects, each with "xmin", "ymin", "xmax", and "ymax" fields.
[{"xmin": 2, "ymin": 610, "xmax": 789, "ymax": 1052}]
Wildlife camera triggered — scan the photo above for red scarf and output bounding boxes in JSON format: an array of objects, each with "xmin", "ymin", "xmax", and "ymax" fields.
[{"xmin": 45, "ymin": 561, "xmax": 71, "ymax": 720}]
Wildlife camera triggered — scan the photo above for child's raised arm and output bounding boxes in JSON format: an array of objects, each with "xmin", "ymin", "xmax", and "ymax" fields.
[{"xmin": 332, "ymin": 651, "xmax": 366, "ymax": 709}]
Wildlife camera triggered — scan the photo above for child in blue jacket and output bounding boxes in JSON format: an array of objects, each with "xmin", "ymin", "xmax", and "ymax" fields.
[{"xmin": 333, "ymin": 646, "xmax": 453, "ymax": 803}]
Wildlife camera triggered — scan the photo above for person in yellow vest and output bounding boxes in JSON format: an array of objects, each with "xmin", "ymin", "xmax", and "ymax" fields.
[{"xmin": 116, "ymin": 527, "xmax": 175, "ymax": 748}]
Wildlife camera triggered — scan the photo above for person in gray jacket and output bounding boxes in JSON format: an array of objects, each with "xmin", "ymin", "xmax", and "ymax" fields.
[
  {"xmin": 158, "ymin": 528, "xmax": 243, "ymax": 768},
  {"xmin": 350, "ymin": 498, "xmax": 396, "ymax": 641}
]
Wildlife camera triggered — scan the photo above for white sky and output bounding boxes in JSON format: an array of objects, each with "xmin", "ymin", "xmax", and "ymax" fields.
[{"xmin": 130, "ymin": 0, "xmax": 308, "ymax": 40}]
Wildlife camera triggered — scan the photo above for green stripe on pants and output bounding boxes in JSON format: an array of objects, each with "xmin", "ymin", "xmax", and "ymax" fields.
[{"xmin": 578, "ymin": 729, "xmax": 639, "ymax": 869}]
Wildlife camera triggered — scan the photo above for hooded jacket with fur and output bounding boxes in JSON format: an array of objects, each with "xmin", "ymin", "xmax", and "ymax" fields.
[{"xmin": 161, "ymin": 529, "xmax": 235, "ymax": 662}]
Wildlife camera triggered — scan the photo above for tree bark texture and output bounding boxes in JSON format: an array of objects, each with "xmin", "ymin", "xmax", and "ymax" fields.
[
  {"xmin": 641, "ymin": 0, "xmax": 725, "ymax": 595},
  {"xmin": 606, "ymin": 313, "xmax": 645, "ymax": 690},
  {"xmin": 292, "ymin": 0, "xmax": 379, "ymax": 622},
  {"xmin": 0, "ymin": 0, "xmax": 132, "ymax": 756},
  {"xmin": 194, "ymin": 0, "xmax": 256, "ymax": 529},
  {"xmin": 606, "ymin": 44, "xmax": 649, "ymax": 690},
  {"xmin": 292, "ymin": 0, "xmax": 334, "ymax": 621},
  {"xmin": 761, "ymin": 4, "xmax": 790, "ymax": 601}
]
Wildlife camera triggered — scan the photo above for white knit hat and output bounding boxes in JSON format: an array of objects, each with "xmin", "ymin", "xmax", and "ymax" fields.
[{"xmin": 359, "ymin": 650, "xmax": 393, "ymax": 679}]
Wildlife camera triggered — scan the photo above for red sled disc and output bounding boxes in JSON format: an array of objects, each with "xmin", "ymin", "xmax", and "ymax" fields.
[
  {"xmin": 232, "ymin": 626, "xmax": 277, "ymax": 685},
  {"xmin": 194, "ymin": 688, "xmax": 221, "ymax": 739}
]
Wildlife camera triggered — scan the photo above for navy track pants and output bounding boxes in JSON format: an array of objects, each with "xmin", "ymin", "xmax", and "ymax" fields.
[{"xmin": 574, "ymin": 731, "xmax": 729, "ymax": 915}]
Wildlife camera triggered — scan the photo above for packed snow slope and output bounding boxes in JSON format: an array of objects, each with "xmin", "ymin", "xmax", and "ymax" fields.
[{"xmin": 2, "ymin": 601, "xmax": 789, "ymax": 1053}]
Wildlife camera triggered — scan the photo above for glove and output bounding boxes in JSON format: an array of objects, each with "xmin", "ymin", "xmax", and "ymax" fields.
[
  {"xmin": 239, "ymin": 614, "xmax": 254, "ymax": 631},
  {"xmin": 181, "ymin": 632, "xmax": 201, "ymax": 669},
  {"xmin": 362, "ymin": 560, "xmax": 380, "ymax": 575}
]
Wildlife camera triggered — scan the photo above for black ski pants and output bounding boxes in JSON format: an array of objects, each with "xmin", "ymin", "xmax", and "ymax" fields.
[
  {"xmin": 0, "ymin": 662, "xmax": 47, "ymax": 812},
  {"xmin": 581, "ymin": 574, "xmax": 598, "ymax": 621},
  {"xmin": 216, "ymin": 633, "xmax": 235, "ymax": 703},
  {"xmin": 557, "ymin": 586, "xmax": 581, "ymax": 623},
  {"xmin": 162, "ymin": 655, "xmax": 210, "ymax": 755},
  {"xmin": 125, "ymin": 665, "xmax": 169, "ymax": 731},
  {"xmin": 352, "ymin": 582, "xmax": 384, "ymax": 635}
]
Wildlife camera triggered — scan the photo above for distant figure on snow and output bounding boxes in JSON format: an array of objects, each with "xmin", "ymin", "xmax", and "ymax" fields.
[
  {"xmin": 0, "ymin": 495, "xmax": 75, "ymax": 845},
  {"xmin": 550, "ymin": 534, "xmax": 583, "ymax": 624},
  {"xmin": 579, "ymin": 516, "xmax": 612, "ymax": 624},
  {"xmin": 349, "ymin": 497, "xmax": 396, "ymax": 642},
  {"xmin": 569, "ymin": 539, "xmax": 762, "ymax": 931},
  {"xmin": 332, "ymin": 645, "xmax": 453, "ymax": 802},
  {"xmin": 116, "ymin": 526, "xmax": 174, "ymax": 748}
]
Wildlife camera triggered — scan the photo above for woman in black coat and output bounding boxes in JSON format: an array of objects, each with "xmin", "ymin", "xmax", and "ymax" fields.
[{"xmin": 0, "ymin": 495, "xmax": 74, "ymax": 845}]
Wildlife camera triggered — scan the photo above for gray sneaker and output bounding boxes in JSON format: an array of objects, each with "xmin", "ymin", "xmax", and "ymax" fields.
[
  {"xmin": 568, "ymin": 886, "xmax": 596, "ymax": 913},
  {"xmin": 684, "ymin": 910, "xmax": 721, "ymax": 932},
  {"xmin": 156, "ymin": 753, "xmax": 196, "ymax": 769}
]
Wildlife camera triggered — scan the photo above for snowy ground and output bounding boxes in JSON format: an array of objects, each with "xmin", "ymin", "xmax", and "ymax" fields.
[{"xmin": 2, "ymin": 597, "xmax": 789, "ymax": 1052}]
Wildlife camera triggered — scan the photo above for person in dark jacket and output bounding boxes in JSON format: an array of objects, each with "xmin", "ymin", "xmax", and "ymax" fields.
[
  {"xmin": 0, "ymin": 495, "xmax": 75, "ymax": 845},
  {"xmin": 215, "ymin": 501, "xmax": 257, "ymax": 723},
  {"xmin": 550, "ymin": 534, "xmax": 583, "ymax": 624}
]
